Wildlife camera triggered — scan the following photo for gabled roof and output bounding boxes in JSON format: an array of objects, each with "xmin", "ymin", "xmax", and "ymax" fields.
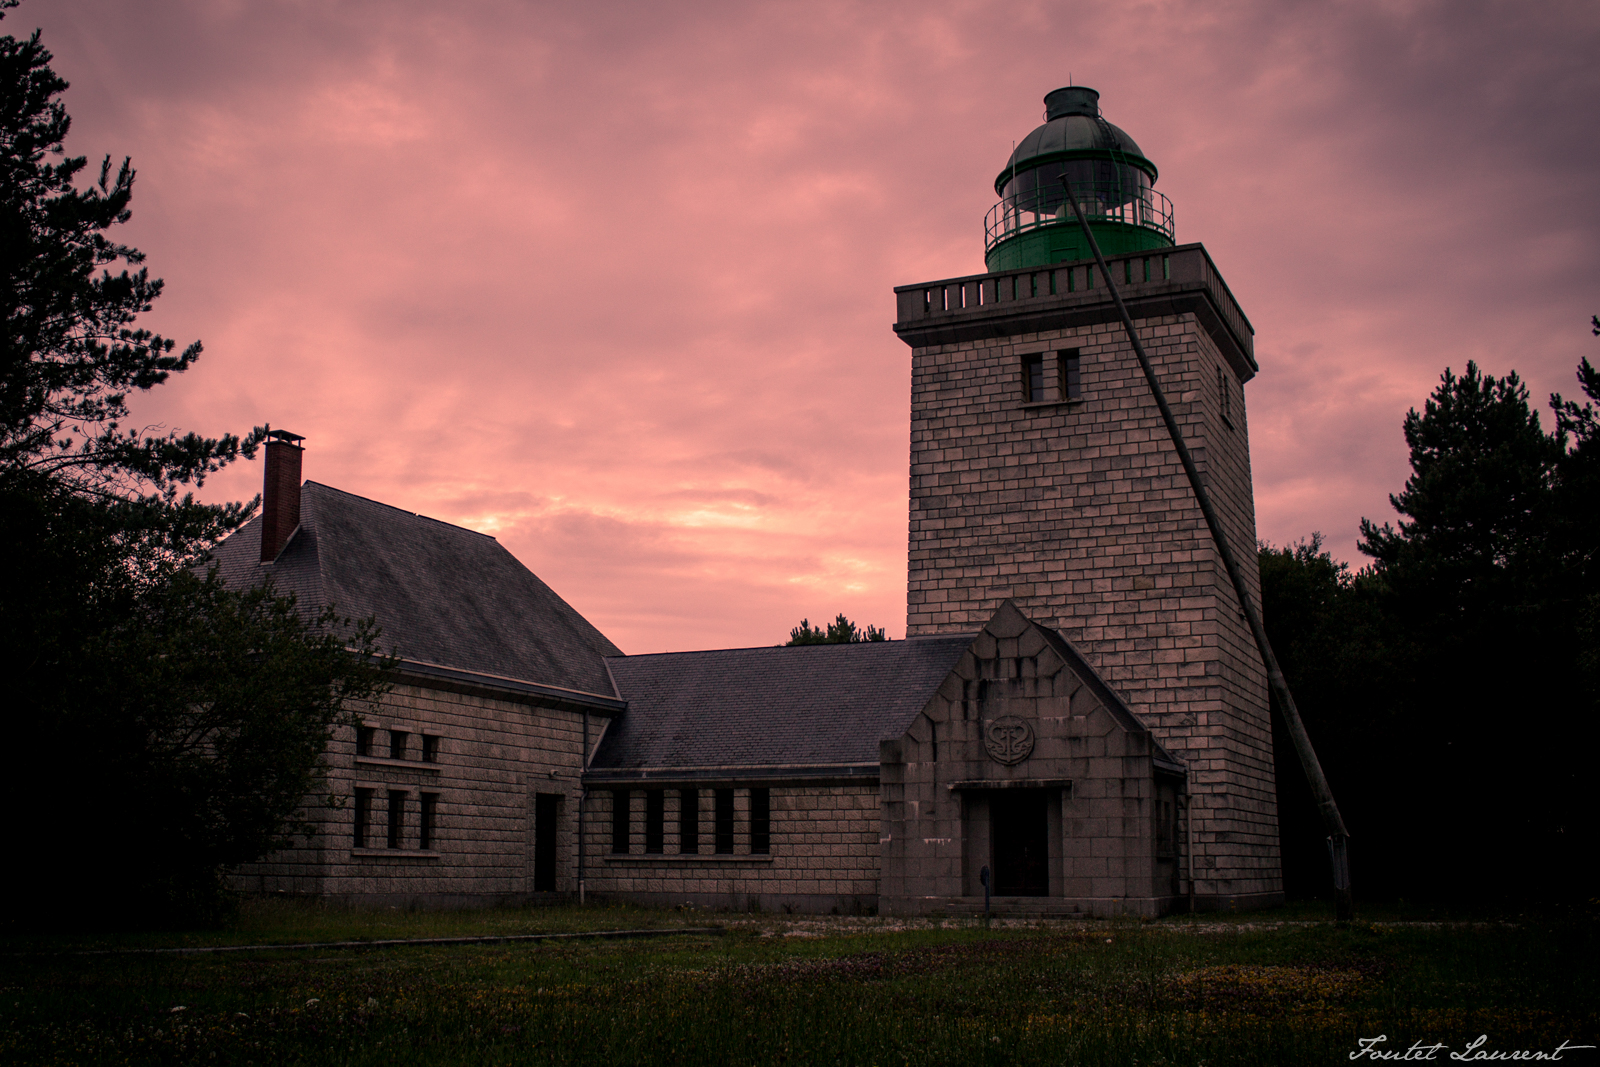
[
  {"xmin": 208, "ymin": 482, "xmax": 622, "ymax": 698},
  {"xmin": 592, "ymin": 635, "xmax": 976, "ymax": 775}
]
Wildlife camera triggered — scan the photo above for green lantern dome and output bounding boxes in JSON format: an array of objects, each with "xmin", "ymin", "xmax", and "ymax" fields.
[{"xmin": 984, "ymin": 86, "xmax": 1175, "ymax": 272}]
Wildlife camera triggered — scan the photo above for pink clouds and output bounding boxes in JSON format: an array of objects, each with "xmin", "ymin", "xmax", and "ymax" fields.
[{"xmin": 20, "ymin": 0, "xmax": 1600, "ymax": 651}]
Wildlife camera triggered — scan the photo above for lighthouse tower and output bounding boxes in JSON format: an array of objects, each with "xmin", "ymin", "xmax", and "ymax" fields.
[{"xmin": 893, "ymin": 86, "xmax": 1282, "ymax": 908}]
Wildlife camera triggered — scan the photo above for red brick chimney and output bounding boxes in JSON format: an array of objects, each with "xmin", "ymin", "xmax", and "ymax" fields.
[{"xmin": 260, "ymin": 429, "xmax": 305, "ymax": 563}]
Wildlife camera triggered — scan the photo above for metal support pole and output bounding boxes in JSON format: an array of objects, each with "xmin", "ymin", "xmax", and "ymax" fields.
[{"xmin": 1059, "ymin": 177, "xmax": 1354, "ymax": 922}]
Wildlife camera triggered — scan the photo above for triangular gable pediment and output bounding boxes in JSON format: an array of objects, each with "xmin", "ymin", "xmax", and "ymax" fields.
[{"xmin": 900, "ymin": 601, "xmax": 1185, "ymax": 773}]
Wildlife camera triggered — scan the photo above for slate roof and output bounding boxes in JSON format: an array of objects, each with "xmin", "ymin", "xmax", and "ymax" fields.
[
  {"xmin": 208, "ymin": 482, "xmax": 622, "ymax": 697},
  {"xmin": 593, "ymin": 635, "xmax": 976, "ymax": 773}
]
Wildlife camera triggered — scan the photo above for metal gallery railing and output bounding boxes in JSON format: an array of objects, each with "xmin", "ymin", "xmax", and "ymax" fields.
[{"xmin": 984, "ymin": 181, "xmax": 1175, "ymax": 256}]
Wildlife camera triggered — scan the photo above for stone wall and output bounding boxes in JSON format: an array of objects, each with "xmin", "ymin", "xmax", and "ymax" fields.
[
  {"xmin": 232, "ymin": 676, "xmax": 599, "ymax": 907},
  {"xmin": 897, "ymin": 251, "xmax": 1282, "ymax": 908},
  {"xmin": 579, "ymin": 783, "xmax": 880, "ymax": 913},
  {"xmin": 880, "ymin": 604, "xmax": 1183, "ymax": 917}
]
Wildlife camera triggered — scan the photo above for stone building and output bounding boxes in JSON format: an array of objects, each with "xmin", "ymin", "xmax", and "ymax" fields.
[{"xmin": 224, "ymin": 84, "xmax": 1282, "ymax": 915}]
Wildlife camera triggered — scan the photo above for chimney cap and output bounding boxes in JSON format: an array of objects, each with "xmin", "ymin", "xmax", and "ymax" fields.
[{"xmin": 266, "ymin": 428, "xmax": 306, "ymax": 444}]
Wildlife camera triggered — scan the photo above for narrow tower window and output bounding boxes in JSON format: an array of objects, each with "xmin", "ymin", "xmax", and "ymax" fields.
[
  {"xmin": 1021, "ymin": 354, "xmax": 1044, "ymax": 402},
  {"xmin": 1058, "ymin": 349, "xmax": 1081, "ymax": 401},
  {"xmin": 1218, "ymin": 366, "xmax": 1234, "ymax": 427}
]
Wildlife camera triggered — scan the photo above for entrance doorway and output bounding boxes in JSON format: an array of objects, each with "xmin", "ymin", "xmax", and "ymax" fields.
[
  {"xmin": 533, "ymin": 793, "xmax": 560, "ymax": 892},
  {"xmin": 991, "ymin": 790, "xmax": 1050, "ymax": 896}
]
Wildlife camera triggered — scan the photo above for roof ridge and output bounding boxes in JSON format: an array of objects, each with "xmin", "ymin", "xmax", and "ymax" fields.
[
  {"xmin": 606, "ymin": 633, "xmax": 976, "ymax": 660},
  {"xmin": 303, "ymin": 481, "xmax": 501, "ymax": 541}
]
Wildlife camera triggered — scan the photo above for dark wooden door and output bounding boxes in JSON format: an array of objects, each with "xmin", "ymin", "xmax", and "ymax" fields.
[
  {"xmin": 533, "ymin": 793, "xmax": 559, "ymax": 892},
  {"xmin": 991, "ymin": 791, "xmax": 1050, "ymax": 896}
]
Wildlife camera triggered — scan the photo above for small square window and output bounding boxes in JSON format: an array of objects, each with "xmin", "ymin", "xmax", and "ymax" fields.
[
  {"xmin": 420, "ymin": 793, "xmax": 438, "ymax": 850},
  {"xmin": 389, "ymin": 730, "xmax": 409, "ymax": 761}
]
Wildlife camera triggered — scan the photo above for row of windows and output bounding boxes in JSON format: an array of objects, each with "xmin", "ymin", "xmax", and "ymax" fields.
[
  {"xmin": 1017, "ymin": 347, "xmax": 1235, "ymax": 425},
  {"xmin": 612, "ymin": 787, "xmax": 770, "ymax": 856},
  {"xmin": 353, "ymin": 788, "xmax": 438, "ymax": 850},
  {"xmin": 356, "ymin": 726, "xmax": 439, "ymax": 763},
  {"xmin": 1020, "ymin": 348, "xmax": 1081, "ymax": 404}
]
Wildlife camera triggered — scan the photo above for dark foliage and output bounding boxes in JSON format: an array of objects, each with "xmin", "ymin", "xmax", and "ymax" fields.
[
  {"xmin": 1265, "ymin": 338, "xmax": 1600, "ymax": 905},
  {"xmin": 0, "ymin": 14, "xmax": 391, "ymax": 927},
  {"xmin": 786, "ymin": 613, "xmax": 888, "ymax": 645}
]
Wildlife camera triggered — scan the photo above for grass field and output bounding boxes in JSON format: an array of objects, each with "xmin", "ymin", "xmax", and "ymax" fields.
[{"xmin": 2, "ymin": 900, "xmax": 1596, "ymax": 1066}]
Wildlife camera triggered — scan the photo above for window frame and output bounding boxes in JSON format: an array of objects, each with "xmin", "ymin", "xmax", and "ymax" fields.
[
  {"xmin": 1021, "ymin": 353, "xmax": 1045, "ymax": 403},
  {"xmin": 713, "ymin": 788, "xmax": 735, "ymax": 855},
  {"xmin": 386, "ymin": 789, "xmax": 407, "ymax": 849},
  {"xmin": 1057, "ymin": 348, "xmax": 1081, "ymax": 401},
  {"xmin": 419, "ymin": 792, "xmax": 438, "ymax": 851}
]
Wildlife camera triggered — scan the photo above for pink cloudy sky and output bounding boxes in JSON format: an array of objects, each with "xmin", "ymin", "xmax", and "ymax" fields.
[{"xmin": 19, "ymin": 0, "xmax": 1600, "ymax": 653}]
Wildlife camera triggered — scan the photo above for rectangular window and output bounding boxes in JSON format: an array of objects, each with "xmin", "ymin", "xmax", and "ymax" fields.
[
  {"xmin": 388, "ymin": 730, "xmax": 408, "ymax": 761},
  {"xmin": 1057, "ymin": 349, "xmax": 1081, "ymax": 401},
  {"xmin": 678, "ymin": 788, "xmax": 699, "ymax": 854},
  {"xmin": 750, "ymin": 788, "xmax": 771, "ymax": 855},
  {"xmin": 611, "ymin": 788, "xmax": 630, "ymax": 854},
  {"xmin": 1218, "ymin": 367, "xmax": 1233, "ymax": 426},
  {"xmin": 353, "ymin": 788, "xmax": 373, "ymax": 849},
  {"xmin": 421, "ymin": 735, "xmax": 439, "ymax": 763},
  {"xmin": 355, "ymin": 726, "xmax": 374, "ymax": 757},
  {"xmin": 387, "ymin": 790, "xmax": 406, "ymax": 849},
  {"xmin": 714, "ymin": 788, "xmax": 735, "ymax": 854},
  {"xmin": 1021, "ymin": 353, "xmax": 1044, "ymax": 402},
  {"xmin": 420, "ymin": 792, "xmax": 438, "ymax": 850},
  {"xmin": 644, "ymin": 789, "xmax": 665, "ymax": 854}
]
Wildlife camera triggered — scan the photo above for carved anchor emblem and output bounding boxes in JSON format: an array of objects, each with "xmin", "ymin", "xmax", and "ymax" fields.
[{"xmin": 983, "ymin": 715, "xmax": 1035, "ymax": 766}]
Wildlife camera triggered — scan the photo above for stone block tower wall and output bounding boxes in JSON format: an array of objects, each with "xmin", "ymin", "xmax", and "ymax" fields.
[{"xmin": 894, "ymin": 245, "xmax": 1282, "ymax": 907}]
